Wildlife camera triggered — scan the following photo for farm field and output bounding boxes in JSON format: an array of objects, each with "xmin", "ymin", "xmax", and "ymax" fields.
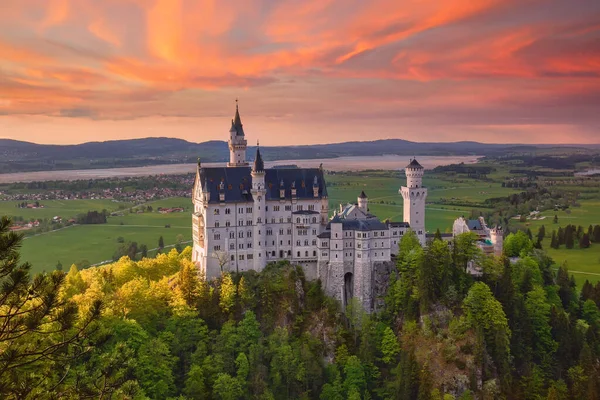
[
  {"xmin": 16, "ymin": 197, "xmax": 192, "ymax": 273},
  {"xmin": 512, "ymin": 200, "xmax": 600, "ymax": 285},
  {"xmin": 0, "ymin": 199, "xmax": 133, "ymax": 221}
]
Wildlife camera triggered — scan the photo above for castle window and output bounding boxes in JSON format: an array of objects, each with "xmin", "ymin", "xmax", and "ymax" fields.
[
  {"xmin": 246, "ymin": 207, "xmax": 252, "ymax": 213},
  {"xmin": 238, "ymin": 208, "xmax": 243, "ymax": 214},
  {"xmin": 297, "ymin": 251, "xmax": 300, "ymax": 257},
  {"xmin": 229, "ymin": 243, "xmax": 234, "ymax": 250},
  {"xmin": 287, "ymin": 217, "xmax": 292, "ymax": 223},
  {"xmin": 312, "ymin": 217, "xmax": 317, "ymax": 223},
  {"xmin": 312, "ymin": 240, "xmax": 316, "ymax": 246},
  {"xmin": 271, "ymin": 218, "xmax": 275, "ymax": 224},
  {"xmin": 297, "ymin": 205, "xmax": 303, "ymax": 211},
  {"xmin": 288, "ymin": 240, "xmax": 291, "ymax": 245},
  {"xmin": 288, "ymin": 250, "xmax": 291, "ymax": 256},
  {"xmin": 280, "ymin": 218, "xmax": 284, "ymax": 223},
  {"xmin": 279, "ymin": 229, "xmax": 284, "ymax": 235},
  {"xmin": 225, "ymin": 221, "xmax": 231, "ymax": 227},
  {"xmin": 313, "ymin": 251, "xmax": 316, "ymax": 257},
  {"xmin": 357, "ymin": 243, "xmax": 361, "ymax": 248},
  {"xmin": 322, "ymin": 252, "xmax": 327, "ymax": 256},
  {"xmin": 272, "ymin": 251, "xmax": 276, "ymax": 256},
  {"xmin": 305, "ymin": 251, "xmax": 309, "ymax": 257},
  {"xmin": 357, "ymin": 253, "xmax": 361, "ymax": 258},
  {"xmin": 215, "ymin": 222, "xmax": 220, "ymax": 227},
  {"xmin": 374, "ymin": 232, "xmax": 378, "ymax": 237},
  {"xmin": 274, "ymin": 206, "xmax": 280, "ymax": 211},
  {"xmin": 287, "ymin": 229, "xmax": 292, "ymax": 235},
  {"xmin": 214, "ymin": 233, "xmax": 220, "ymax": 240},
  {"xmin": 285, "ymin": 205, "xmax": 291, "ymax": 211},
  {"xmin": 381, "ymin": 242, "xmax": 384, "ymax": 247},
  {"xmin": 265, "ymin": 206, "xmax": 268, "ymax": 211},
  {"xmin": 335, "ymin": 254, "xmax": 337, "ymax": 258},
  {"xmin": 308, "ymin": 205, "xmax": 314, "ymax": 211},
  {"xmin": 214, "ymin": 209, "xmax": 220, "ymax": 215},
  {"xmin": 296, "ymin": 218, "xmax": 300, "ymax": 223},
  {"xmin": 239, "ymin": 244, "xmax": 244, "ymax": 249},
  {"xmin": 248, "ymin": 243, "xmax": 252, "ymax": 248},
  {"xmin": 272, "ymin": 241, "xmax": 275, "ymax": 246},
  {"xmin": 266, "ymin": 229, "xmax": 272, "ymax": 235},
  {"xmin": 296, "ymin": 240, "xmax": 301, "ymax": 246},
  {"xmin": 248, "ymin": 254, "xmax": 253, "ymax": 260},
  {"xmin": 381, "ymin": 231, "xmax": 385, "ymax": 237},
  {"xmin": 239, "ymin": 255, "xmax": 244, "ymax": 260},
  {"xmin": 248, "ymin": 231, "xmax": 252, "ymax": 238},
  {"xmin": 225, "ymin": 208, "xmax": 231, "ymax": 214},
  {"xmin": 229, "ymin": 232, "xmax": 234, "ymax": 239},
  {"xmin": 304, "ymin": 240, "xmax": 309, "ymax": 246},
  {"xmin": 239, "ymin": 220, "xmax": 243, "ymax": 226},
  {"xmin": 238, "ymin": 232, "xmax": 244, "ymax": 238},
  {"xmin": 246, "ymin": 220, "xmax": 251, "ymax": 225},
  {"xmin": 257, "ymin": 218, "xmax": 261, "ymax": 223},
  {"xmin": 213, "ymin": 245, "xmax": 221, "ymax": 251},
  {"xmin": 231, "ymin": 255, "xmax": 234, "ymax": 261}
]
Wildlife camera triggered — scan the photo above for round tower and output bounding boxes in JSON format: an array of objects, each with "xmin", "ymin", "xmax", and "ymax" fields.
[
  {"xmin": 358, "ymin": 191, "xmax": 368, "ymax": 213},
  {"xmin": 251, "ymin": 145, "xmax": 266, "ymax": 270},
  {"xmin": 400, "ymin": 158, "xmax": 427, "ymax": 245},
  {"xmin": 490, "ymin": 226, "xmax": 503, "ymax": 256}
]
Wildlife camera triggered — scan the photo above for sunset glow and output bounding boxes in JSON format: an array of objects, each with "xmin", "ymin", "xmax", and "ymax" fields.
[{"xmin": 0, "ymin": 0, "xmax": 599, "ymax": 145}]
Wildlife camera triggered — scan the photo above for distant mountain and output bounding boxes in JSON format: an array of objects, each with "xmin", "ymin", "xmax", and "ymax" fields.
[{"xmin": 0, "ymin": 137, "xmax": 596, "ymax": 174}]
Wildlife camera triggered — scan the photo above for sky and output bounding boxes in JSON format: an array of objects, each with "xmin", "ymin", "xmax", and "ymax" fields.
[{"xmin": 0, "ymin": 0, "xmax": 599, "ymax": 145}]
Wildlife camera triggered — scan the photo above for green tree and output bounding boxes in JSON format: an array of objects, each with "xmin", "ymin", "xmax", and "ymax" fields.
[
  {"xmin": 140, "ymin": 243, "xmax": 148, "ymax": 258},
  {"xmin": 135, "ymin": 338, "xmax": 176, "ymax": 398},
  {"xmin": 380, "ymin": 327, "xmax": 400, "ymax": 364},
  {"xmin": 553, "ymin": 214, "xmax": 558, "ymax": 224},
  {"xmin": 0, "ymin": 217, "xmax": 101, "ymax": 397},
  {"xmin": 579, "ymin": 234, "xmax": 591, "ymax": 249},
  {"xmin": 504, "ymin": 231, "xmax": 533, "ymax": 257},
  {"xmin": 219, "ymin": 273, "xmax": 236, "ymax": 313},
  {"xmin": 55, "ymin": 260, "xmax": 63, "ymax": 271},
  {"xmin": 178, "ymin": 260, "xmax": 200, "ymax": 307},
  {"xmin": 593, "ymin": 225, "xmax": 600, "ymax": 243},
  {"xmin": 158, "ymin": 235, "xmax": 165, "ymax": 250},
  {"xmin": 434, "ymin": 228, "xmax": 443, "ymax": 241},
  {"xmin": 550, "ymin": 231, "xmax": 559, "ymax": 249},
  {"xmin": 463, "ymin": 282, "xmax": 511, "ymax": 378},
  {"xmin": 564, "ymin": 225, "xmax": 575, "ymax": 249},
  {"xmin": 525, "ymin": 286, "xmax": 557, "ymax": 370},
  {"xmin": 537, "ymin": 225, "xmax": 546, "ymax": 242},
  {"xmin": 213, "ymin": 372, "xmax": 243, "ymax": 400},
  {"xmin": 184, "ymin": 364, "xmax": 207, "ymax": 399}
]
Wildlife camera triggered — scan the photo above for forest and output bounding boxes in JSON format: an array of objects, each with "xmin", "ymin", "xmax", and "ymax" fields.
[{"xmin": 1, "ymin": 215, "xmax": 599, "ymax": 399}]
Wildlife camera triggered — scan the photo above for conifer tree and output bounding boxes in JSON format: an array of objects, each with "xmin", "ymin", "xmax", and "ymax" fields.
[
  {"xmin": 537, "ymin": 225, "xmax": 546, "ymax": 242},
  {"xmin": 565, "ymin": 226, "xmax": 575, "ymax": 249},
  {"xmin": 593, "ymin": 225, "xmax": 600, "ymax": 243},
  {"xmin": 580, "ymin": 234, "xmax": 591, "ymax": 249},
  {"xmin": 550, "ymin": 231, "xmax": 559, "ymax": 249}
]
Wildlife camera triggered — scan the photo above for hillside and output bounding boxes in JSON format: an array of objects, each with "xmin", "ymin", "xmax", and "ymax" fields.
[{"xmin": 1, "ymin": 137, "xmax": 597, "ymax": 174}]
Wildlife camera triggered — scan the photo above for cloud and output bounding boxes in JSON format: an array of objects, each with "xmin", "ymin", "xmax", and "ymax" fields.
[{"xmin": 0, "ymin": 0, "xmax": 598, "ymax": 144}]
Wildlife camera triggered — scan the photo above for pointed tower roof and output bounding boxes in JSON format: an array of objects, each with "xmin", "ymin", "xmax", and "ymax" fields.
[
  {"xmin": 406, "ymin": 158, "xmax": 423, "ymax": 169},
  {"xmin": 231, "ymin": 99, "xmax": 245, "ymax": 136},
  {"xmin": 253, "ymin": 145, "xmax": 264, "ymax": 172},
  {"xmin": 359, "ymin": 190, "xmax": 368, "ymax": 199}
]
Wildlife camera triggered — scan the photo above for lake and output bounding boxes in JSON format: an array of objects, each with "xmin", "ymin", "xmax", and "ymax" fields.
[{"xmin": 0, "ymin": 155, "xmax": 481, "ymax": 183}]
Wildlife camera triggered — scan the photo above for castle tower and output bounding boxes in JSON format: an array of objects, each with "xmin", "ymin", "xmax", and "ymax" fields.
[
  {"xmin": 228, "ymin": 100, "xmax": 248, "ymax": 167},
  {"xmin": 251, "ymin": 145, "xmax": 266, "ymax": 270},
  {"xmin": 400, "ymin": 158, "xmax": 427, "ymax": 245},
  {"xmin": 358, "ymin": 191, "xmax": 368, "ymax": 214},
  {"xmin": 490, "ymin": 226, "xmax": 503, "ymax": 256}
]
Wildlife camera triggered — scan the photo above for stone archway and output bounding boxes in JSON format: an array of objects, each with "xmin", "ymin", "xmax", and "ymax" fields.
[{"xmin": 344, "ymin": 272, "xmax": 354, "ymax": 307}]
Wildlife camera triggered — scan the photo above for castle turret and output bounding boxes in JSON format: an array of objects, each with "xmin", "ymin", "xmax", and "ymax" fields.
[
  {"xmin": 358, "ymin": 191, "xmax": 368, "ymax": 213},
  {"xmin": 490, "ymin": 225, "xmax": 503, "ymax": 256},
  {"xmin": 228, "ymin": 100, "xmax": 248, "ymax": 167},
  {"xmin": 400, "ymin": 158, "xmax": 427, "ymax": 245},
  {"xmin": 251, "ymin": 145, "xmax": 266, "ymax": 270}
]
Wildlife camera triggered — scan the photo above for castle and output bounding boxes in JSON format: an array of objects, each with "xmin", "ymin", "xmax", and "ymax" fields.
[{"xmin": 191, "ymin": 103, "xmax": 427, "ymax": 311}]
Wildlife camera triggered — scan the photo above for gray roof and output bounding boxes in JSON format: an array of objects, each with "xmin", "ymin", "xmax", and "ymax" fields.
[
  {"xmin": 292, "ymin": 210, "xmax": 319, "ymax": 215},
  {"xmin": 328, "ymin": 217, "xmax": 388, "ymax": 231},
  {"xmin": 253, "ymin": 147, "xmax": 264, "ymax": 172},
  {"xmin": 467, "ymin": 219, "xmax": 483, "ymax": 231},
  {"xmin": 199, "ymin": 166, "xmax": 327, "ymax": 203},
  {"xmin": 359, "ymin": 191, "xmax": 367, "ymax": 199},
  {"xmin": 317, "ymin": 232, "xmax": 331, "ymax": 239},
  {"xmin": 389, "ymin": 221, "xmax": 410, "ymax": 228},
  {"xmin": 406, "ymin": 158, "xmax": 423, "ymax": 169},
  {"xmin": 230, "ymin": 104, "xmax": 245, "ymax": 136}
]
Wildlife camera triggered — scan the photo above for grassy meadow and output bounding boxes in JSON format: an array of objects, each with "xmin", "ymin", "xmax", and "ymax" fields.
[{"xmin": 14, "ymin": 197, "xmax": 193, "ymax": 273}]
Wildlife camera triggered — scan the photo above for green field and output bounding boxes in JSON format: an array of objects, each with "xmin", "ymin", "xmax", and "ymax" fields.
[
  {"xmin": 0, "ymin": 199, "xmax": 133, "ymax": 221},
  {"xmin": 510, "ymin": 200, "xmax": 600, "ymax": 285},
  {"xmin": 11, "ymin": 197, "xmax": 193, "ymax": 273}
]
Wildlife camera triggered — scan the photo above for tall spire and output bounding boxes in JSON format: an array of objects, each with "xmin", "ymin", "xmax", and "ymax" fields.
[
  {"xmin": 232, "ymin": 98, "xmax": 244, "ymax": 136},
  {"xmin": 253, "ymin": 143, "xmax": 264, "ymax": 173}
]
